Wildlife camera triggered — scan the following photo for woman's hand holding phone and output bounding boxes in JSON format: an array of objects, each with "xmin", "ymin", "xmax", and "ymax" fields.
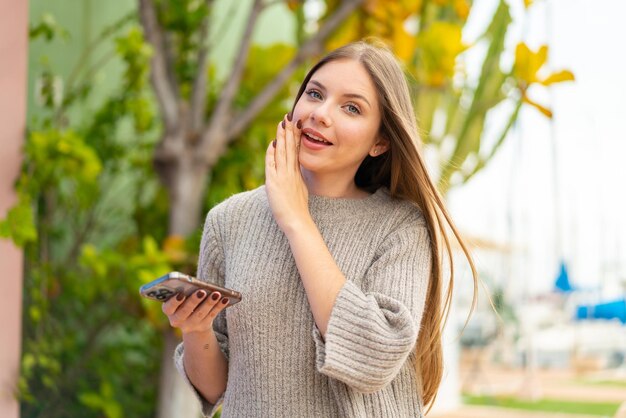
[
  {"xmin": 163, "ymin": 288, "xmax": 230, "ymax": 405},
  {"xmin": 162, "ymin": 289, "xmax": 230, "ymax": 335}
]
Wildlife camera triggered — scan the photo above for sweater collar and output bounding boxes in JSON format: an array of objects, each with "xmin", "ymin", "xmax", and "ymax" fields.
[{"xmin": 308, "ymin": 187, "xmax": 389, "ymax": 218}]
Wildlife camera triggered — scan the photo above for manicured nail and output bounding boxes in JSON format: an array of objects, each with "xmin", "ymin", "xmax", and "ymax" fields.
[
  {"xmin": 296, "ymin": 119, "xmax": 302, "ymax": 129},
  {"xmin": 221, "ymin": 298, "xmax": 229, "ymax": 305},
  {"xmin": 281, "ymin": 120, "xmax": 286, "ymax": 129},
  {"xmin": 272, "ymin": 139, "xmax": 276, "ymax": 148},
  {"xmin": 197, "ymin": 290, "xmax": 206, "ymax": 299},
  {"xmin": 176, "ymin": 293, "xmax": 185, "ymax": 301},
  {"xmin": 211, "ymin": 292, "xmax": 220, "ymax": 301},
  {"xmin": 287, "ymin": 112, "xmax": 293, "ymax": 122}
]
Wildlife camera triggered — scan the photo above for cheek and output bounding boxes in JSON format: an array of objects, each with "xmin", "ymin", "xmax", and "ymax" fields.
[
  {"xmin": 339, "ymin": 121, "xmax": 378, "ymax": 149},
  {"xmin": 292, "ymin": 100, "xmax": 309, "ymax": 122}
]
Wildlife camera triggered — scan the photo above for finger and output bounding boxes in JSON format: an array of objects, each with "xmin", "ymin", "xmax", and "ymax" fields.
[
  {"xmin": 171, "ymin": 289, "xmax": 207, "ymax": 323},
  {"xmin": 285, "ymin": 113, "xmax": 296, "ymax": 169},
  {"xmin": 265, "ymin": 140, "xmax": 276, "ymax": 178},
  {"xmin": 201, "ymin": 296, "xmax": 231, "ymax": 323},
  {"xmin": 294, "ymin": 119, "xmax": 302, "ymax": 167},
  {"xmin": 162, "ymin": 292, "xmax": 186, "ymax": 316},
  {"xmin": 275, "ymin": 115, "xmax": 288, "ymax": 169},
  {"xmin": 191, "ymin": 291, "xmax": 222, "ymax": 320}
]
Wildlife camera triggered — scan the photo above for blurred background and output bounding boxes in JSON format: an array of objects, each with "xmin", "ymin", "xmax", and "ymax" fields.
[{"xmin": 1, "ymin": 0, "xmax": 624, "ymax": 417}]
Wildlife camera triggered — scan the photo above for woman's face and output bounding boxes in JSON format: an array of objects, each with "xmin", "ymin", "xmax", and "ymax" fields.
[{"xmin": 293, "ymin": 59, "xmax": 387, "ymax": 178}]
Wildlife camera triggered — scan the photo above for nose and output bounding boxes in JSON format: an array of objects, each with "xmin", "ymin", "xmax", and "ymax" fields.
[{"xmin": 309, "ymin": 102, "xmax": 332, "ymax": 127}]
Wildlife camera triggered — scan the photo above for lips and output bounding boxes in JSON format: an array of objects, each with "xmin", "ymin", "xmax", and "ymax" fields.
[{"xmin": 301, "ymin": 128, "xmax": 333, "ymax": 145}]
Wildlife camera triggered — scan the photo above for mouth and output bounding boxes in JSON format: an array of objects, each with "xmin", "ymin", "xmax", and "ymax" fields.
[{"xmin": 301, "ymin": 128, "xmax": 333, "ymax": 146}]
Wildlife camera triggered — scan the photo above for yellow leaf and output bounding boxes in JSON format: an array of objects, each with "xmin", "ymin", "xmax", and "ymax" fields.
[
  {"xmin": 537, "ymin": 45, "xmax": 548, "ymax": 69},
  {"xmin": 453, "ymin": 0, "xmax": 470, "ymax": 20},
  {"xmin": 514, "ymin": 42, "xmax": 549, "ymax": 84},
  {"xmin": 540, "ymin": 69, "xmax": 575, "ymax": 86},
  {"xmin": 364, "ymin": 0, "xmax": 381, "ymax": 15},
  {"xmin": 163, "ymin": 235, "xmax": 186, "ymax": 263},
  {"xmin": 401, "ymin": 0, "xmax": 423, "ymax": 11},
  {"xmin": 416, "ymin": 22, "xmax": 466, "ymax": 86},
  {"xmin": 286, "ymin": 0, "xmax": 300, "ymax": 11},
  {"xmin": 393, "ymin": 27, "xmax": 416, "ymax": 62},
  {"xmin": 430, "ymin": 71, "xmax": 446, "ymax": 87},
  {"xmin": 325, "ymin": 11, "xmax": 362, "ymax": 51},
  {"xmin": 523, "ymin": 95, "xmax": 553, "ymax": 118}
]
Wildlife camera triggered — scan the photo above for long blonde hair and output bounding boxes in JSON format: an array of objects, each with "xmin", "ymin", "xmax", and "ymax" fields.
[{"xmin": 292, "ymin": 40, "xmax": 479, "ymax": 410}]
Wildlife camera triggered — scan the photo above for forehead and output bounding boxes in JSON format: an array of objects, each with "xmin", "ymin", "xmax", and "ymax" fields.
[{"xmin": 309, "ymin": 59, "xmax": 377, "ymax": 100}]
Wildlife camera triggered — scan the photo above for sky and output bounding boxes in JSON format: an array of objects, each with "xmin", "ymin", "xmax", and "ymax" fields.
[{"xmin": 447, "ymin": 0, "xmax": 626, "ymax": 299}]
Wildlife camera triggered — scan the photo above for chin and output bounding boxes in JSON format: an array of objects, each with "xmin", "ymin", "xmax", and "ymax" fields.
[{"xmin": 298, "ymin": 157, "xmax": 317, "ymax": 172}]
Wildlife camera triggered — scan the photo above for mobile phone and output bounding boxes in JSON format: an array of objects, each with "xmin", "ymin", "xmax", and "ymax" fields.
[{"xmin": 139, "ymin": 271, "xmax": 242, "ymax": 306}]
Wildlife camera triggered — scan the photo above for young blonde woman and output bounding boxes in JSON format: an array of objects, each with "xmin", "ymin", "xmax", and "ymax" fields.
[{"xmin": 161, "ymin": 40, "xmax": 477, "ymax": 417}]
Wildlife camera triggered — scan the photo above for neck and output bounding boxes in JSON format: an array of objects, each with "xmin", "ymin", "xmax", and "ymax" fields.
[{"xmin": 301, "ymin": 167, "xmax": 370, "ymax": 198}]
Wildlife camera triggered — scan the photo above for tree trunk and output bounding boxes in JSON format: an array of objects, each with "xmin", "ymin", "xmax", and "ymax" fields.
[
  {"xmin": 157, "ymin": 152, "xmax": 211, "ymax": 418},
  {"xmin": 157, "ymin": 330, "xmax": 200, "ymax": 418},
  {"xmin": 168, "ymin": 153, "xmax": 210, "ymax": 236}
]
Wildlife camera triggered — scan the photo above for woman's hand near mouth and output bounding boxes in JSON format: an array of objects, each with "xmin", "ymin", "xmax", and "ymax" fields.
[{"xmin": 265, "ymin": 113, "xmax": 311, "ymax": 235}]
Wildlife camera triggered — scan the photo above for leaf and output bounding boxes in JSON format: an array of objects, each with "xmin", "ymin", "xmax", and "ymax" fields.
[
  {"xmin": 163, "ymin": 235, "xmax": 187, "ymax": 263},
  {"xmin": 416, "ymin": 22, "xmax": 466, "ymax": 86},
  {"xmin": 540, "ymin": 69, "xmax": 575, "ymax": 86},
  {"xmin": 514, "ymin": 42, "xmax": 548, "ymax": 84},
  {"xmin": 453, "ymin": 0, "xmax": 470, "ymax": 20},
  {"xmin": 0, "ymin": 197, "xmax": 37, "ymax": 246},
  {"xmin": 29, "ymin": 13, "xmax": 69, "ymax": 41},
  {"xmin": 325, "ymin": 10, "xmax": 363, "ymax": 51},
  {"xmin": 523, "ymin": 95, "xmax": 553, "ymax": 118},
  {"xmin": 286, "ymin": 0, "xmax": 300, "ymax": 11},
  {"xmin": 79, "ymin": 392, "xmax": 105, "ymax": 409}
]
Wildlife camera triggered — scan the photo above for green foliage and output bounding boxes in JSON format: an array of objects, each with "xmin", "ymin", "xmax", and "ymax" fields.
[
  {"xmin": 463, "ymin": 395, "xmax": 621, "ymax": 416},
  {"xmin": 29, "ymin": 13, "xmax": 70, "ymax": 42},
  {"xmin": 0, "ymin": 195, "xmax": 37, "ymax": 246},
  {"xmin": 9, "ymin": 11, "xmax": 175, "ymax": 418},
  {"xmin": 13, "ymin": 7, "xmax": 305, "ymax": 418}
]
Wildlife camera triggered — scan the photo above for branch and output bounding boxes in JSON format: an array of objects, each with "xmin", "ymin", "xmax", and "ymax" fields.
[
  {"xmin": 212, "ymin": 0, "xmax": 263, "ymax": 125},
  {"xmin": 190, "ymin": 7, "xmax": 211, "ymax": 133},
  {"xmin": 198, "ymin": 0, "xmax": 265, "ymax": 162},
  {"xmin": 226, "ymin": 0, "xmax": 364, "ymax": 140},
  {"xmin": 138, "ymin": 0, "xmax": 179, "ymax": 132}
]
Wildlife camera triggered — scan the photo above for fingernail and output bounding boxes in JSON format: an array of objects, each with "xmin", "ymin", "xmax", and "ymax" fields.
[
  {"xmin": 272, "ymin": 139, "xmax": 276, "ymax": 148},
  {"xmin": 197, "ymin": 290, "xmax": 206, "ymax": 299},
  {"xmin": 176, "ymin": 293, "xmax": 185, "ymax": 301},
  {"xmin": 287, "ymin": 112, "xmax": 293, "ymax": 122},
  {"xmin": 211, "ymin": 292, "xmax": 220, "ymax": 301},
  {"xmin": 281, "ymin": 120, "xmax": 286, "ymax": 129},
  {"xmin": 296, "ymin": 119, "xmax": 302, "ymax": 129},
  {"xmin": 221, "ymin": 298, "xmax": 229, "ymax": 305}
]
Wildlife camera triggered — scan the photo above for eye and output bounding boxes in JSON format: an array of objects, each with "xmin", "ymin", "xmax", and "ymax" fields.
[
  {"xmin": 345, "ymin": 103, "xmax": 361, "ymax": 115},
  {"xmin": 306, "ymin": 89, "xmax": 323, "ymax": 100}
]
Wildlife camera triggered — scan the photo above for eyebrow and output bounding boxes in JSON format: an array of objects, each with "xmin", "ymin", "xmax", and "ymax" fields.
[{"xmin": 309, "ymin": 80, "xmax": 372, "ymax": 109}]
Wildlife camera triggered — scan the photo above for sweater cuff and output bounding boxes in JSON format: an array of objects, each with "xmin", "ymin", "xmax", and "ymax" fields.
[
  {"xmin": 174, "ymin": 343, "xmax": 224, "ymax": 417},
  {"xmin": 311, "ymin": 280, "xmax": 418, "ymax": 393}
]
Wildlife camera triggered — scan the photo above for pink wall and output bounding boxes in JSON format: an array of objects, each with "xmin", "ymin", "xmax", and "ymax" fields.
[{"xmin": 0, "ymin": 0, "xmax": 28, "ymax": 417}]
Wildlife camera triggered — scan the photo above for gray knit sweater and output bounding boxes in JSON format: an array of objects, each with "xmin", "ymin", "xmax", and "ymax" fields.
[{"xmin": 174, "ymin": 185, "xmax": 432, "ymax": 417}]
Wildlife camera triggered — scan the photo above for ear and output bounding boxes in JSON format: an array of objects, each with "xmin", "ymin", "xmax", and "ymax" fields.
[{"xmin": 368, "ymin": 137, "xmax": 390, "ymax": 157}]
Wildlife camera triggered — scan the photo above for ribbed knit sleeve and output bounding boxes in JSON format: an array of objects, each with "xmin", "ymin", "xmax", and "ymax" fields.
[
  {"xmin": 311, "ymin": 215, "xmax": 431, "ymax": 394},
  {"xmin": 173, "ymin": 208, "xmax": 228, "ymax": 417}
]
